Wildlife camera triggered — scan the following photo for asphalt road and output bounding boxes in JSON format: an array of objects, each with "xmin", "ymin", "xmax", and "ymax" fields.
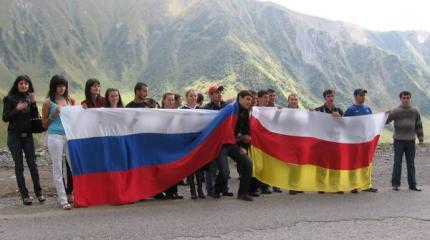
[{"xmin": 0, "ymin": 144, "xmax": 430, "ymax": 239}]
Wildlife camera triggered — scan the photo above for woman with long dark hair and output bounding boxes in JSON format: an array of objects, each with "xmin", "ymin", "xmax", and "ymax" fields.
[
  {"xmin": 42, "ymin": 75, "xmax": 76, "ymax": 210},
  {"xmin": 2, "ymin": 75, "xmax": 45, "ymax": 205},
  {"xmin": 104, "ymin": 88, "xmax": 124, "ymax": 108},
  {"xmin": 81, "ymin": 78, "xmax": 105, "ymax": 108}
]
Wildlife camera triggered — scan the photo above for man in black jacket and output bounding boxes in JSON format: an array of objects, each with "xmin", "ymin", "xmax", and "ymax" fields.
[{"xmin": 215, "ymin": 90, "xmax": 254, "ymax": 201}]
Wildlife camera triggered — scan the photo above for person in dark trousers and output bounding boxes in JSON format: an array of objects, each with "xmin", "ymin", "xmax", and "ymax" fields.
[
  {"xmin": 182, "ymin": 89, "xmax": 205, "ymax": 199},
  {"xmin": 162, "ymin": 92, "xmax": 184, "ymax": 200},
  {"xmin": 203, "ymin": 85, "xmax": 233, "ymax": 198},
  {"xmin": 313, "ymin": 89, "xmax": 344, "ymax": 195},
  {"xmin": 2, "ymin": 75, "xmax": 45, "ymax": 205},
  {"xmin": 248, "ymin": 90, "xmax": 282, "ymax": 196},
  {"xmin": 344, "ymin": 88, "xmax": 378, "ymax": 193},
  {"xmin": 386, "ymin": 91, "xmax": 424, "ymax": 192},
  {"xmin": 215, "ymin": 90, "xmax": 254, "ymax": 201},
  {"xmin": 126, "ymin": 82, "xmax": 150, "ymax": 108}
]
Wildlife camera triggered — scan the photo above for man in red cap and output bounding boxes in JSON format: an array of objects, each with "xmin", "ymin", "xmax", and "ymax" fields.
[{"xmin": 202, "ymin": 85, "xmax": 233, "ymax": 198}]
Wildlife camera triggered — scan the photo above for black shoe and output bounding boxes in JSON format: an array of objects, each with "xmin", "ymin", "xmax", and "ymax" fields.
[
  {"xmin": 273, "ymin": 187, "xmax": 283, "ymax": 193},
  {"xmin": 191, "ymin": 194, "xmax": 197, "ymax": 200},
  {"xmin": 249, "ymin": 192, "xmax": 260, "ymax": 197},
  {"xmin": 154, "ymin": 193, "xmax": 167, "ymax": 200},
  {"xmin": 409, "ymin": 186, "xmax": 422, "ymax": 192},
  {"xmin": 351, "ymin": 189, "xmax": 358, "ymax": 194},
  {"xmin": 336, "ymin": 191, "xmax": 344, "ymax": 194},
  {"xmin": 23, "ymin": 197, "xmax": 33, "ymax": 206},
  {"xmin": 237, "ymin": 195, "xmax": 254, "ymax": 201},
  {"xmin": 289, "ymin": 190, "xmax": 297, "ymax": 195},
  {"xmin": 261, "ymin": 189, "xmax": 272, "ymax": 194},
  {"xmin": 211, "ymin": 192, "xmax": 221, "ymax": 199},
  {"xmin": 392, "ymin": 186, "xmax": 400, "ymax": 191},
  {"xmin": 363, "ymin": 187, "xmax": 378, "ymax": 193},
  {"xmin": 222, "ymin": 191, "xmax": 234, "ymax": 197},
  {"xmin": 317, "ymin": 191, "xmax": 325, "ymax": 194},
  {"xmin": 198, "ymin": 191, "xmax": 206, "ymax": 199}
]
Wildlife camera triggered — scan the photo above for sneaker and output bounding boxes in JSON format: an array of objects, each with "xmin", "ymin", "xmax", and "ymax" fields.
[
  {"xmin": 392, "ymin": 186, "xmax": 400, "ymax": 191},
  {"xmin": 409, "ymin": 186, "xmax": 421, "ymax": 192},
  {"xmin": 261, "ymin": 188, "xmax": 272, "ymax": 194},
  {"xmin": 222, "ymin": 191, "xmax": 234, "ymax": 197},
  {"xmin": 249, "ymin": 192, "xmax": 260, "ymax": 197}
]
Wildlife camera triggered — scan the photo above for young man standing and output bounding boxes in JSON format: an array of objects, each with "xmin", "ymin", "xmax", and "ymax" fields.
[
  {"xmin": 126, "ymin": 83, "xmax": 150, "ymax": 108},
  {"xmin": 314, "ymin": 89, "xmax": 344, "ymax": 194},
  {"xmin": 344, "ymin": 89, "xmax": 377, "ymax": 193},
  {"xmin": 217, "ymin": 90, "xmax": 255, "ymax": 201},
  {"xmin": 267, "ymin": 88, "xmax": 278, "ymax": 107},
  {"xmin": 315, "ymin": 89, "xmax": 344, "ymax": 117},
  {"xmin": 386, "ymin": 91, "xmax": 424, "ymax": 192},
  {"xmin": 287, "ymin": 93, "xmax": 299, "ymax": 109},
  {"xmin": 203, "ymin": 86, "xmax": 233, "ymax": 198}
]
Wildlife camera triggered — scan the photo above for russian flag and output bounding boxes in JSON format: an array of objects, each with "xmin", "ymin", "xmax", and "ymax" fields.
[{"xmin": 60, "ymin": 103, "xmax": 239, "ymax": 207}]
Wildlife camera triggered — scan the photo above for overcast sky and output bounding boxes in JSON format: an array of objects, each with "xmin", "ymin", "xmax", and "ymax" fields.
[{"xmin": 262, "ymin": 0, "xmax": 430, "ymax": 32}]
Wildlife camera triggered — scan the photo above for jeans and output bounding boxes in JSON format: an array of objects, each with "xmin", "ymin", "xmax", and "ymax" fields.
[
  {"xmin": 188, "ymin": 167, "xmax": 204, "ymax": 195},
  {"xmin": 392, "ymin": 140, "xmax": 417, "ymax": 187},
  {"xmin": 215, "ymin": 144, "xmax": 252, "ymax": 196},
  {"xmin": 7, "ymin": 133, "xmax": 42, "ymax": 199},
  {"xmin": 205, "ymin": 161, "xmax": 217, "ymax": 194},
  {"xmin": 47, "ymin": 134, "xmax": 70, "ymax": 205},
  {"xmin": 214, "ymin": 147, "xmax": 230, "ymax": 194}
]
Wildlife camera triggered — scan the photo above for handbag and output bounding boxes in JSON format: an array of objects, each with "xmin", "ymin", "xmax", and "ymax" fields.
[{"xmin": 30, "ymin": 117, "xmax": 46, "ymax": 133}]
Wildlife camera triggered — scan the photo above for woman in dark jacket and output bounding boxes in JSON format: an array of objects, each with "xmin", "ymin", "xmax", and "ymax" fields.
[{"xmin": 2, "ymin": 75, "xmax": 45, "ymax": 205}]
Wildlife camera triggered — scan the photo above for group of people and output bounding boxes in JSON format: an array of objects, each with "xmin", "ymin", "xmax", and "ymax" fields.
[{"xmin": 2, "ymin": 74, "xmax": 424, "ymax": 210}]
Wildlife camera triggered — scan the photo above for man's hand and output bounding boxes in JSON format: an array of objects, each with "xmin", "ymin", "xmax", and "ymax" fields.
[
  {"xmin": 331, "ymin": 111, "xmax": 341, "ymax": 118},
  {"xmin": 239, "ymin": 147, "xmax": 248, "ymax": 155},
  {"xmin": 241, "ymin": 134, "xmax": 251, "ymax": 144}
]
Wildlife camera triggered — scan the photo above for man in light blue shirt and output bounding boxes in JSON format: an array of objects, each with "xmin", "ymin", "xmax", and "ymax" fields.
[{"xmin": 344, "ymin": 88, "xmax": 378, "ymax": 193}]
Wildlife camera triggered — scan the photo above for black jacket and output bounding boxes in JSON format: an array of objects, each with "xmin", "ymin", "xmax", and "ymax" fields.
[
  {"xmin": 235, "ymin": 106, "xmax": 251, "ymax": 149},
  {"xmin": 2, "ymin": 94, "xmax": 39, "ymax": 134},
  {"xmin": 203, "ymin": 101, "xmax": 226, "ymax": 111}
]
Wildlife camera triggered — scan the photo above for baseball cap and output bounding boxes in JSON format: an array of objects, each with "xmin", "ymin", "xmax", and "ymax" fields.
[
  {"xmin": 208, "ymin": 85, "xmax": 224, "ymax": 95},
  {"xmin": 354, "ymin": 88, "xmax": 367, "ymax": 96}
]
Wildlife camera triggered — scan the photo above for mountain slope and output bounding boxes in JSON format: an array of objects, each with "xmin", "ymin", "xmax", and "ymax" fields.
[{"xmin": 0, "ymin": 0, "xmax": 428, "ymax": 112}]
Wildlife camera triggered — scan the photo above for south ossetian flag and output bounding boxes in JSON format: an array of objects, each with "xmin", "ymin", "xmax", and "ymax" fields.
[{"xmin": 250, "ymin": 107, "xmax": 388, "ymax": 192}]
